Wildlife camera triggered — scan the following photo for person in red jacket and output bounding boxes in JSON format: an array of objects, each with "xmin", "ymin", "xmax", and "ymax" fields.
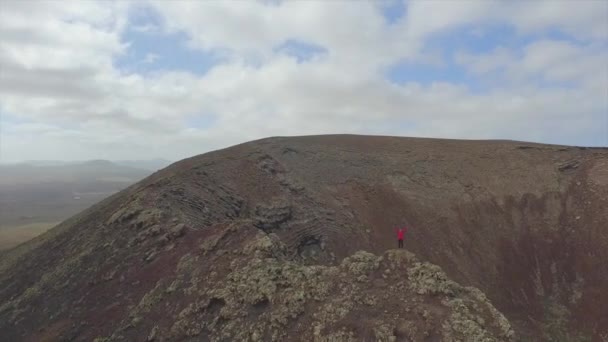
[{"xmin": 396, "ymin": 226, "xmax": 407, "ymax": 248}]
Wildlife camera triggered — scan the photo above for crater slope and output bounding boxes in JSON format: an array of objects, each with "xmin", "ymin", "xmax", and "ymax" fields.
[{"xmin": 1, "ymin": 135, "xmax": 606, "ymax": 341}]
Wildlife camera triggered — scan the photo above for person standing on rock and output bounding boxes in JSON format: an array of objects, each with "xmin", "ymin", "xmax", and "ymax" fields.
[{"xmin": 396, "ymin": 226, "xmax": 407, "ymax": 248}]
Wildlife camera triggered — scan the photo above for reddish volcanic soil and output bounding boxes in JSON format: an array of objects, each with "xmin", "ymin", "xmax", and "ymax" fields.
[{"xmin": 0, "ymin": 135, "xmax": 606, "ymax": 341}]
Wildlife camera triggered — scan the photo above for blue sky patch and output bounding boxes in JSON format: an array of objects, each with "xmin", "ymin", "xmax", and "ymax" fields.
[
  {"xmin": 386, "ymin": 60, "xmax": 486, "ymax": 93},
  {"xmin": 380, "ymin": 0, "xmax": 406, "ymax": 25},
  {"xmin": 389, "ymin": 22, "xmax": 593, "ymax": 92},
  {"xmin": 115, "ymin": 6, "xmax": 222, "ymax": 75},
  {"xmin": 517, "ymin": 27, "xmax": 592, "ymax": 49},
  {"xmin": 426, "ymin": 23, "xmax": 518, "ymax": 57},
  {"xmin": 185, "ymin": 114, "xmax": 218, "ymax": 130}
]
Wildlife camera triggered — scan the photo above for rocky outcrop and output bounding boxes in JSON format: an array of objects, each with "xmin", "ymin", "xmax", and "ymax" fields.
[{"xmin": 99, "ymin": 230, "xmax": 514, "ymax": 342}]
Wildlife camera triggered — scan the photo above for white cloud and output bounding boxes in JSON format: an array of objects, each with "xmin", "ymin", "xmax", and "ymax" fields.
[
  {"xmin": 508, "ymin": 0, "xmax": 608, "ymax": 40},
  {"xmin": 0, "ymin": 0, "xmax": 606, "ymax": 163},
  {"xmin": 131, "ymin": 23, "xmax": 160, "ymax": 34},
  {"xmin": 455, "ymin": 39, "xmax": 608, "ymax": 93},
  {"xmin": 403, "ymin": 0, "xmax": 608, "ymax": 41}
]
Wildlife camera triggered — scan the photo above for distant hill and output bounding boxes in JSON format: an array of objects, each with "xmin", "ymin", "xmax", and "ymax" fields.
[
  {"xmin": 0, "ymin": 160, "xmax": 149, "ymax": 186},
  {"xmin": 19, "ymin": 160, "xmax": 75, "ymax": 167},
  {"xmin": 0, "ymin": 160, "xmax": 156, "ymax": 243},
  {"xmin": 113, "ymin": 159, "xmax": 172, "ymax": 171},
  {"xmin": 12, "ymin": 158, "xmax": 172, "ymax": 171},
  {"xmin": 1, "ymin": 135, "xmax": 606, "ymax": 341}
]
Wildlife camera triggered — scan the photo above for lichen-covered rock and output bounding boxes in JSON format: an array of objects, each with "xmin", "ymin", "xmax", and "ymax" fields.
[
  {"xmin": 121, "ymin": 232, "xmax": 514, "ymax": 342},
  {"xmin": 339, "ymin": 250, "xmax": 381, "ymax": 277},
  {"xmin": 465, "ymin": 287, "xmax": 515, "ymax": 339},
  {"xmin": 168, "ymin": 223, "xmax": 186, "ymax": 238},
  {"xmin": 407, "ymin": 260, "xmax": 460, "ymax": 296},
  {"xmin": 243, "ymin": 231, "xmax": 286, "ymax": 258}
]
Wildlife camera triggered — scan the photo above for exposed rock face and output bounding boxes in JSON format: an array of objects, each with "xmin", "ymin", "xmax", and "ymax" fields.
[
  {"xmin": 134, "ymin": 237, "xmax": 514, "ymax": 342},
  {"xmin": 0, "ymin": 135, "xmax": 606, "ymax": 341}
]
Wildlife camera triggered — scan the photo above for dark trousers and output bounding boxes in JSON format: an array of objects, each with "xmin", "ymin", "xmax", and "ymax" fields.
[{"xmin": 398, "ymin": 239, "xmax": 403, "ymax": 248}]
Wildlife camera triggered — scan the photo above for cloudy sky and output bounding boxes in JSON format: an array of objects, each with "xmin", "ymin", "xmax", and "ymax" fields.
[{"xmin": 0, "ymin": 0, "xmax": 607, "ymax": 162}]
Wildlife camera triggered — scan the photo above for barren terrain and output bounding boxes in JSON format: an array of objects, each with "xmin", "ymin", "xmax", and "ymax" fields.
[{"xmin": 1, "ymin": 135, "xmax": 606, "ymax": 341}]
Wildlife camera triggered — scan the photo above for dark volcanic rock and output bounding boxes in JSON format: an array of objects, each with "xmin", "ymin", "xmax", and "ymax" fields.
[{"xmin": 0, "ymin": 135, "xmax": 607, "ymax": 341}]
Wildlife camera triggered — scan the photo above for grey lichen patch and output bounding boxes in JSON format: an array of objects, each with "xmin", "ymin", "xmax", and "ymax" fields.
[
  {"xmin": 108, "ymin": 205, "xmax": 163, "ymax": 231},
  {"xmin": 199, "ymin": 227, "xmax": 232, "ymax": 255},
  {"xmin": 106, "ymin": 206, "xmax": 141, "ymax": 226},
  {"xmin": 405, "ymin": 259, "xmax": 514, "ymax": 341},
  {"xmin": 465, "ymin": 287, "xmax": 515, "ymax": 339},
  {"xmin": 313, "ymin": 298, "xmax": 355, "ymax": 328},
  {"xmin": 384, "ymin": 249, "xmax": 417, "ymax": 268},
  {"xmin": 174, "ymin": 253, "xmax": 205, "ymax": 296},
  {"xmin": 407, "ymin": 261, "xmax": 460, "ymax": 296},
  {"xmin": 176, "ymin": 253, "xmax": 198, "ymax": 274},
  {"xmin": 169, "ymin": 223, "xmax": 186, "ymax": 238},
  {"xmin": 0, "ymin": 300, "xmax": 14, "ymax": 315},
  {"xmin": 146, "ymin": 325, "xmax": 159, "ymax": 341},
  {"xmin": 373, "ymin": 323, "xmax": 397, "ymax": 342},
  {"xmin": 339, "ymin": 251, "xmax": 381, "ymax": 278},
  {"xmin": 166, "ymin": 279, "xmax": 182, "ymax": 294},
  {"xmin": 128, "ymin": 279, "xmax": 169, "ymax": 326},
  {"xmin": 242, "ymin": 231, "xmax": 286, "ymax": 258},
  {"xmin": 441, "ymin": 298, "xmax": 497, "ymax": 342},
  {"xmin": 316, "ymin": 328, "xmax": 358, "ymax": 342},
  {"xmin": 168, "ymin": 296, "xmax": 228, "ymax": 339},
  {"xmin": 93, "ymin": 338, "xmax": 112, "ymax": 342}
]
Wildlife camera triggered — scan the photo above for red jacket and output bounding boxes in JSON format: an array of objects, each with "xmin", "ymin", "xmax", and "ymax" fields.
[{"xmin": 397, "ymin": 227, "xmax": 407, "ymax": 240}]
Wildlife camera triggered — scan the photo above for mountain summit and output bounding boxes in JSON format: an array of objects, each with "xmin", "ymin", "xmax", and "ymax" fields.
[{"xmin": 1, "ymin": 135, "xmax": 606, "ymax": 341}]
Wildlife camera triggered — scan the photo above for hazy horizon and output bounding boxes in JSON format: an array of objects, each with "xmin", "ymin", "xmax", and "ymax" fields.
[
  {"xmin": 1, "ymin": 1, "xmax": 606, "ymax": 162},
  {"xmin": 0, "ymin": 158, "xmax": 172, "ymax": 165},
  {"xmin": 1, "ymin": 134, "xmax": 607, "ymax": 164}
]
